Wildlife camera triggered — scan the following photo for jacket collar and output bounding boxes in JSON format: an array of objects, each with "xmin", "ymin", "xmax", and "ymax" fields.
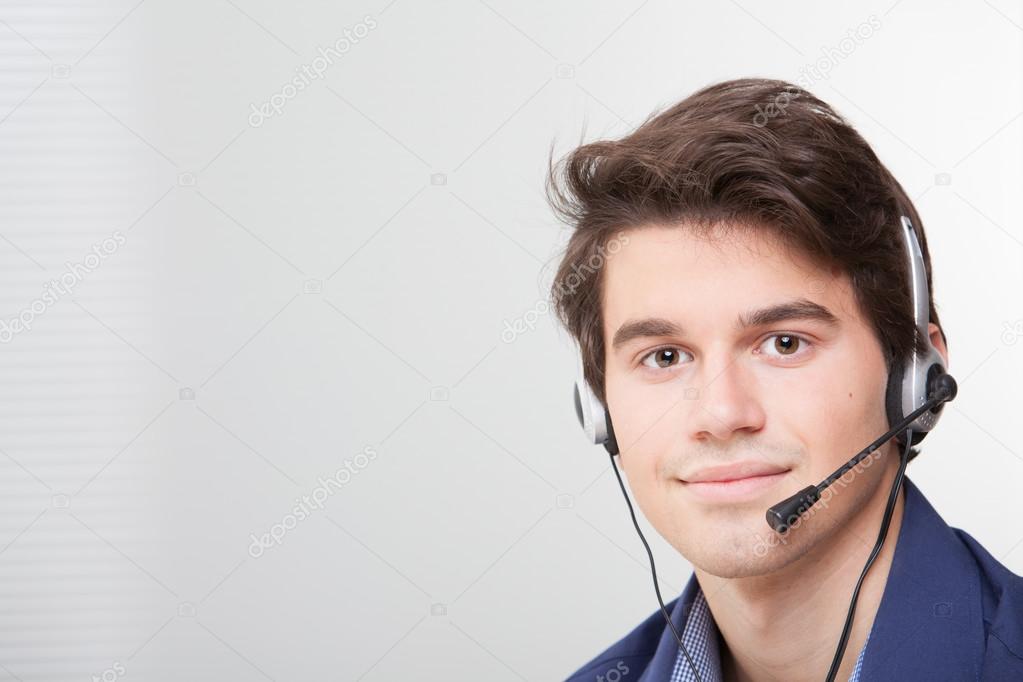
[
  {"xmin": 638, "ymin": 476, "xmax": 986, "ymax": 681},
  {"xmin": 859, "ymin": 475, "xmax": 985, "ymax": 679}
]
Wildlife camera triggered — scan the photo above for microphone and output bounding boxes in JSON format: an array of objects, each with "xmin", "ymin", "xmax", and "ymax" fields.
[{"xmin": 765, "ymin": 373, "xmax": 958, "ymax": 534}]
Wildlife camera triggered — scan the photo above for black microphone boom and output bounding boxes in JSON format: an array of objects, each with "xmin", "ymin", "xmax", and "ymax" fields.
[{"xmin": 765, "ymin": 374, "xmax": 957, "ymax": 534}]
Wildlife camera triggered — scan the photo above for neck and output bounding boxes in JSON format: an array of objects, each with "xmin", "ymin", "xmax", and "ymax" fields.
[{"xmin": 696, "ymin": 457, "xmax": 907, "ymax": 682}]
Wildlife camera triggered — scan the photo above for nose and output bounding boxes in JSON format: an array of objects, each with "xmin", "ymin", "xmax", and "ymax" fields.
[{"xmin": 687, "ymin": 350, "xmax": 766, "ymax": 442}]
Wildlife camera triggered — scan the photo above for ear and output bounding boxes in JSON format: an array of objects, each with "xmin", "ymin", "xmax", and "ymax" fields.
[{"xmin": 928, "ymin": 322, "xmax": 949, "ymax": 367}]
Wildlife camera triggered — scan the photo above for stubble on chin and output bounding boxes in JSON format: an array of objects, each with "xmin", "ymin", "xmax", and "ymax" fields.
[{"xmin": 667, "ymin": 503, "xmax": 847, "ymax": 580}]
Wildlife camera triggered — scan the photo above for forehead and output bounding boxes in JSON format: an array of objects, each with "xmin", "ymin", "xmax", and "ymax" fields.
[{"xmin": 601, "ymin": 223, "xmax": 856, "ymax": 328}]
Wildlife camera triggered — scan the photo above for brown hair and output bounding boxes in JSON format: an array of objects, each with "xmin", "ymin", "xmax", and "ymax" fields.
[{"xmin": 546, "ymin": 78, "xmax": 944, "ymax": 405}]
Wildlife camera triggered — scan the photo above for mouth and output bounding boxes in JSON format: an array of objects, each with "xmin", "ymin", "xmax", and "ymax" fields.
[{"xmin": 679, "ymin": 462, "xmax": 792, "ymax": 502}]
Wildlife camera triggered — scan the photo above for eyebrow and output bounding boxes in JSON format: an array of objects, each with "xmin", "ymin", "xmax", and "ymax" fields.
[{"xmin": 610, "ymin": 298, "xmax": 840, "ymax": 351}]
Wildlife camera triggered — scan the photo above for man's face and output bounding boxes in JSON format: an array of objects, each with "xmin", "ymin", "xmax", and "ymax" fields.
[{"xmin": 601, "ymin": 223, "xmax": 898, "ymax": 578}]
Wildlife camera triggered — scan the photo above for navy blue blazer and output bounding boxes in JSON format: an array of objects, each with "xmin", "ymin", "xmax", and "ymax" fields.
[{"xmin": 565, "ymin": 476, "xmax": 1023, "ymax": 681}]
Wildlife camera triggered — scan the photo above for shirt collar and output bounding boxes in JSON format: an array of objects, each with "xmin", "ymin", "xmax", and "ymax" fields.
[{"xmin": 667, "ymin": 586, "xmax": 722, "ymax": 682}]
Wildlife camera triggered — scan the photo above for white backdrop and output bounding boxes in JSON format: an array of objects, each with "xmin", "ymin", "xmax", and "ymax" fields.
[{"xmin": 0, "ymin": 1, "xmax": 1020, "ymax": 680}]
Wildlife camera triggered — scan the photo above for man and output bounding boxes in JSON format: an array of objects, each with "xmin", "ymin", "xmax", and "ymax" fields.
[{"xmin": 548, "ymin": 79, "xmax": 1023, "ymax": 681}]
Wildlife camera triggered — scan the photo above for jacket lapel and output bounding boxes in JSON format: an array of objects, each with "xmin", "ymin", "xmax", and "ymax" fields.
[{"xmin": 858, "ymin": 476, "xmax": 986, "ymax": 680}]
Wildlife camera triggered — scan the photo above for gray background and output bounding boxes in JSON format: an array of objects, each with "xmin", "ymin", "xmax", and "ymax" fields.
[{"xmin": 0, "ymin": 0, "xmax": 1021, "ymax": 680}]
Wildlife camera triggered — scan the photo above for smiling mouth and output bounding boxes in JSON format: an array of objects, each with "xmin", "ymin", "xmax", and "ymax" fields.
[{"xmin": 679, "ymin": 470, "xmax": 791, "ymax": 501}]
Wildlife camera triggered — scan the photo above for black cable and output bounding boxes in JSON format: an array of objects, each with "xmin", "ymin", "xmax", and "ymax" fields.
[
  {"xmin": 824, "ymin": 430, "xmax": 914, "ymax": 682},
  {"xmin": 608, "ymin": 451, "xmax": 704, "ymax": 682}
]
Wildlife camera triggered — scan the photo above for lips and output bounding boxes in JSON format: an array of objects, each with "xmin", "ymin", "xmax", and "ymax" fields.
[
  {"xmin": 679, "ymin": 461, "xmax": 792, "ymax": 503},
  {"xmin": 682, "ymin": 461, "xmax": 790, "ymax": 483}
]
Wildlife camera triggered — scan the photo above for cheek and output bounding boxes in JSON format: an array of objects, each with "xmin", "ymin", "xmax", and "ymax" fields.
[
  {"xmin": 608, "ymin": 373, "xmax": 681, "ymax": 449},
  {"xmin": 607, "ymin": 379, "xmax": 680, "ymax": 487},
  {"xmin": 785, "ymin": 359, "xmax": 890, "ymax": 477}
]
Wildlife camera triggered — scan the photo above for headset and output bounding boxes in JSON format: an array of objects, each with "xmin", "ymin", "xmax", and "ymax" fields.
[{"xmin": 570, "ymin": 215, "xmax": 958, "ymax": 682}]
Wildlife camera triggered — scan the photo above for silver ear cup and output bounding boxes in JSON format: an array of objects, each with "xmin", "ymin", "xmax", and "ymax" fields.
[{"xmin": 898, "ymin": 345, "xmax": 948, "ymax": 438}]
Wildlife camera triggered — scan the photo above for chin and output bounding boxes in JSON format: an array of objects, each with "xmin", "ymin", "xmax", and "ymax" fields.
[
  {"xmin": 691, "ymin": 539, "xmax": 816, "ymax": 579},
  {"xmin": 668, "ymin": 514, "xmax": 824, "ymax": 579}
]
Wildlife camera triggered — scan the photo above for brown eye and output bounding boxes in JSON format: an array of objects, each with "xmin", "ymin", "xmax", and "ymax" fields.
[
  {"xmin": 774, "ymin": 335, "xmax": 799, "ymax": 355},
  {"xmin": 641, "ymin": 347, "xmax": 686, "ymax": 369},
  {"xmin": 758, "ymin": 334, "xmax": 812, "ymax": 361}
]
